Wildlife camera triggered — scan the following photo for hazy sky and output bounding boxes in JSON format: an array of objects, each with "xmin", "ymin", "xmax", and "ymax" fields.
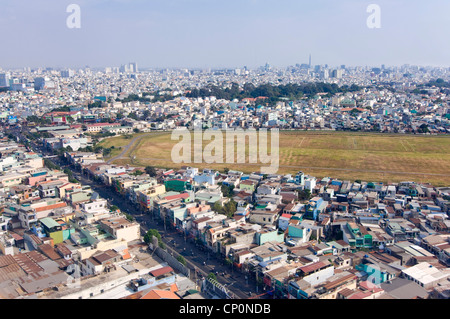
[{"xmin": 1, "ymin": 0, "xmax": 449, "ymax": 69}]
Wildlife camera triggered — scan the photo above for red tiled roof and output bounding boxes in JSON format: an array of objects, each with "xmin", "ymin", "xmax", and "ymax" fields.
[
  {"xmin": 150, "ymin": 266, "xmax": 174, "ymax": 278},
  {"xmin": 165, "ymin": 193, "xmax": 190, "ymax": 201},
  {"xmin": 299, "ymin": 261, "xmax": 328, "ymax": 274},
  {"xmin": 141, "ymin": 289, "xmax": 180, "ymax": 300},
  {"xmin": 34, "ymin": 202, "xmax": 67, "ymax": 212}
]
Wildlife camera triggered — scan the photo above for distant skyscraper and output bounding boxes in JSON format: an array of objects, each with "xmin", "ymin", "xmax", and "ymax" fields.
[
  {"xmin": 0, "ymin": 73, "xmax": 10, "ymax": 87},
  {"xmin": 34, "ymin": 77, "xmax": 54, "ymax": 91},
  {"xmin": 60, "ymin": 69, "xmax": 75, "ymax": 78},
  {"xmin": 331, "ymin": 69, "xmax": 343, "ymax": 79},
  {"xmin": 129, "ymin": 62, "xmax": 138, "ymax": 73},
  {"xmin": 34, "ymin": 77, "xmax": 46, "ymax": 90},
  {"xmin": 120, "ymin": 62, "xmax": 138, "ymax": 73},
  {"xmin": 321, "ymin": 69, "xmax": 329, "ymax": 80},
  {"xmin": 119, "ymin": 64, "xmax": 129, "ymax": 73},
  {"xmin": 309, "ymin": 54, "xmax": 311, "ymax": 68}
]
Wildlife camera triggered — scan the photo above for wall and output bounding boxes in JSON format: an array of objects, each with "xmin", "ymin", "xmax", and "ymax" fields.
[
  {"xmin": 302, "ymin": 265, "xmax": 335, "ymax": 287},
  {"xmin": 257, "ymin": 230, "xmax": 284, "ymax": 245}
]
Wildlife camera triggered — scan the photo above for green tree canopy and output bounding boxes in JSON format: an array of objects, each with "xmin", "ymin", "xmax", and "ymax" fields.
[
  {"xmin": 145, "ymin": 166, "xmax": 157, "ymax": 177},
  {"xmin": 207, "ymin": 273, "xmax": 217, "ymax": 281},
  {"xmin": 177, "ymin": 255, "xmax": 186, "ymax": 266},
  {"xmin": 144, "ymin": 229, "xmax": 162, "ymax": 245}
]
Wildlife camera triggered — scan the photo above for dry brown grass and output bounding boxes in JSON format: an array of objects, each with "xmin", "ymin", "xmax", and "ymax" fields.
[{"xmin": 101, "ymin": 131, "xmax": 450, "ymax": 186}]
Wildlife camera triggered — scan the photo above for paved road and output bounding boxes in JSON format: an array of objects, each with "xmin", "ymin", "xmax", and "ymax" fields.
[
  {"xmin": 106, "ymin": 134, "xmax": 143, "ymax": 164},
  {"xmin": 12, "ymin": 128, "xmax": 268, "ymax": 299},
  {"xmin": 71, "ymin": 169, "xmax": 263, "ymax": 299},
  {"xmin": 106, "ymin": 132, "xmax": 167, "ymax": 164}
]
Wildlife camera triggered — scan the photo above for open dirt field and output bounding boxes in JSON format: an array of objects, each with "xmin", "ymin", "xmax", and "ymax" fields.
[{"xmin": 99, "ymin": 131, "xmax": 450, "ymax": 186}]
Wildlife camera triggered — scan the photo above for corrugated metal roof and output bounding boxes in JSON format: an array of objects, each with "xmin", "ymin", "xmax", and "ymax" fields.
[
  {"xmin": 150, "ymin": 266, "xmax": 174, "ymax": 277},
  {"xmin": 299, "ymin": 261, "xmax": 328, "ymax": 274}
]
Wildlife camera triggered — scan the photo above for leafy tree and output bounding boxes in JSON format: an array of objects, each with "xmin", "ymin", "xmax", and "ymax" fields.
[
  {"xmin": 144, "ymin": 229, "xmax": 162, "ymax": 245},
  {"xmin": 123, "ymin": 212, "xmax": 134, "ymax": 222},
  {"xmin": 177, "ymin": 255, "xmax": 186, "ymax": 266},
  {"xmin": 213, "ymin": 201, "xmax": 223, "ymax": 214},
  {"xmin": 63, "ymin": 168, "xmax": 79, "ymax": 184},
  {"xmin": 298, "ymin": 189, "xmax": 311, "ymax": 201},
  {"xmin": 142, "ymin": 110, "xmax": 151, "ymax": 120},
  {"xmin": 207, "ymin": 273, "xmax": 217, "ymax": 281},
  {"xmin": 88, "ymin": 101, "xmax": 103, "ymax": 109},
  {"xmin": 44, "ymin": 159, "xmax": 60, "ymax": 170},
  {"xmin": 145, "ymin": 166, "xmax": 157, "ymax": 177},
  {"xmin": 223, "ymin": 200, "xmax": 237, "ymax": 218},
  {"xmin": 102, "ymin": 148, "xmax": 112, "ymax": 157},
  {"xmin": 417, "ymin": 124, "xmax": 429, "ymax": 133},
  {"xmin": 78, "ymin": 146, "xmax": 94, "ymax": 152},
  {"xmin": 128, "ymin": 112, "xmax": 139, "ymax": 120},
  {"xmin": 94, "ymin": 145, "xmax": 104, "ymax": 154},
  {"xmin": 221, "ymin": 184, "xmax": 235, "ymax": 198}
]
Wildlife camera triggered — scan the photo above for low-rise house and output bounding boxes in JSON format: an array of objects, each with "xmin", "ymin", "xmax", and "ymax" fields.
[
  {"xmin": 255, "ymin": 227, "xmax": 284, "ymax": 246},
  {"xmin": 82, "ymin": 249, "xmax": 122, "ymax": 275},
  {"xmin": 137, "ymin": 184, "xmax": 166, "ymax": 211},
  {"xmin": 248, "ymin": 209, "xmax": 280, "ymax": 227},
  {"xmin": 401, "ymin": 262, "xmax": 450, "ymax": 290},
  {"xmin": 385, "ymin": 219, "xmax": 421, "ymax": 242},
  {"xmin": 341, "ymin": 222, "xmax": 373, "ymax": 250},
  {"xmin": 303, "ymin": 270, "xmax": 358, "ymax": 300},
  {"xmin": 378, "ymin": 277, "xmax": 430, "ymax": 299},
  {"xmin": 98, "ymin": 217, "xmax": 140, "ymax": 243}
]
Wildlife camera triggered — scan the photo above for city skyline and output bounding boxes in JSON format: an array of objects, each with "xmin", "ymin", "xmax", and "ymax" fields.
[{"xmin": 1, "ymin": 0, "xmax": 450, "ymax": 69}]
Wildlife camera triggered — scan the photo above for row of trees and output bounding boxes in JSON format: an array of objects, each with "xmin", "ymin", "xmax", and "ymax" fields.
[
  {"xmin": 424, "ymin": 78, "xmax": 450, "ymax": 88},
  {"xmin": 185, "ymin": 82, "xmax": 362, "ymax": 102}
]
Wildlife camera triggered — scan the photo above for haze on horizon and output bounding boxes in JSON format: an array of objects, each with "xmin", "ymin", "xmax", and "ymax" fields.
[{"xmin": 1, "ymin": 0, "xmax": 449, "ymax": 70}]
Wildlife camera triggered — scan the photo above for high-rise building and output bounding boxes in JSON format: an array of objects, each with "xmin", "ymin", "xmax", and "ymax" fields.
[
  {"xmin": 119, "ymin": 64, "xmax": 129, "ymax": 73},
  {"xmin": 331, "ymin": 69, "xmax": 343, "ymax": 79},
  {"xmin": 60, "ymin": 69, "xmax": 75, "ymax": 78},
  {"xmin": 34, "ymin": 77, "xmax": 55, "ymax": 91},
  {"xmin": 320, "ymin": 69, "xmax": 329, "ymax": 80},
  {"xmin": 0, "ymin": 73, "xmax": 10, "ymax": 87},
  {"xmin": 129, "ymin": 62, "xmax": 138, "ymax": 73},
  {"xmin": 119, "ymin": 62, "xmax": 138, "ymax": 73}
]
